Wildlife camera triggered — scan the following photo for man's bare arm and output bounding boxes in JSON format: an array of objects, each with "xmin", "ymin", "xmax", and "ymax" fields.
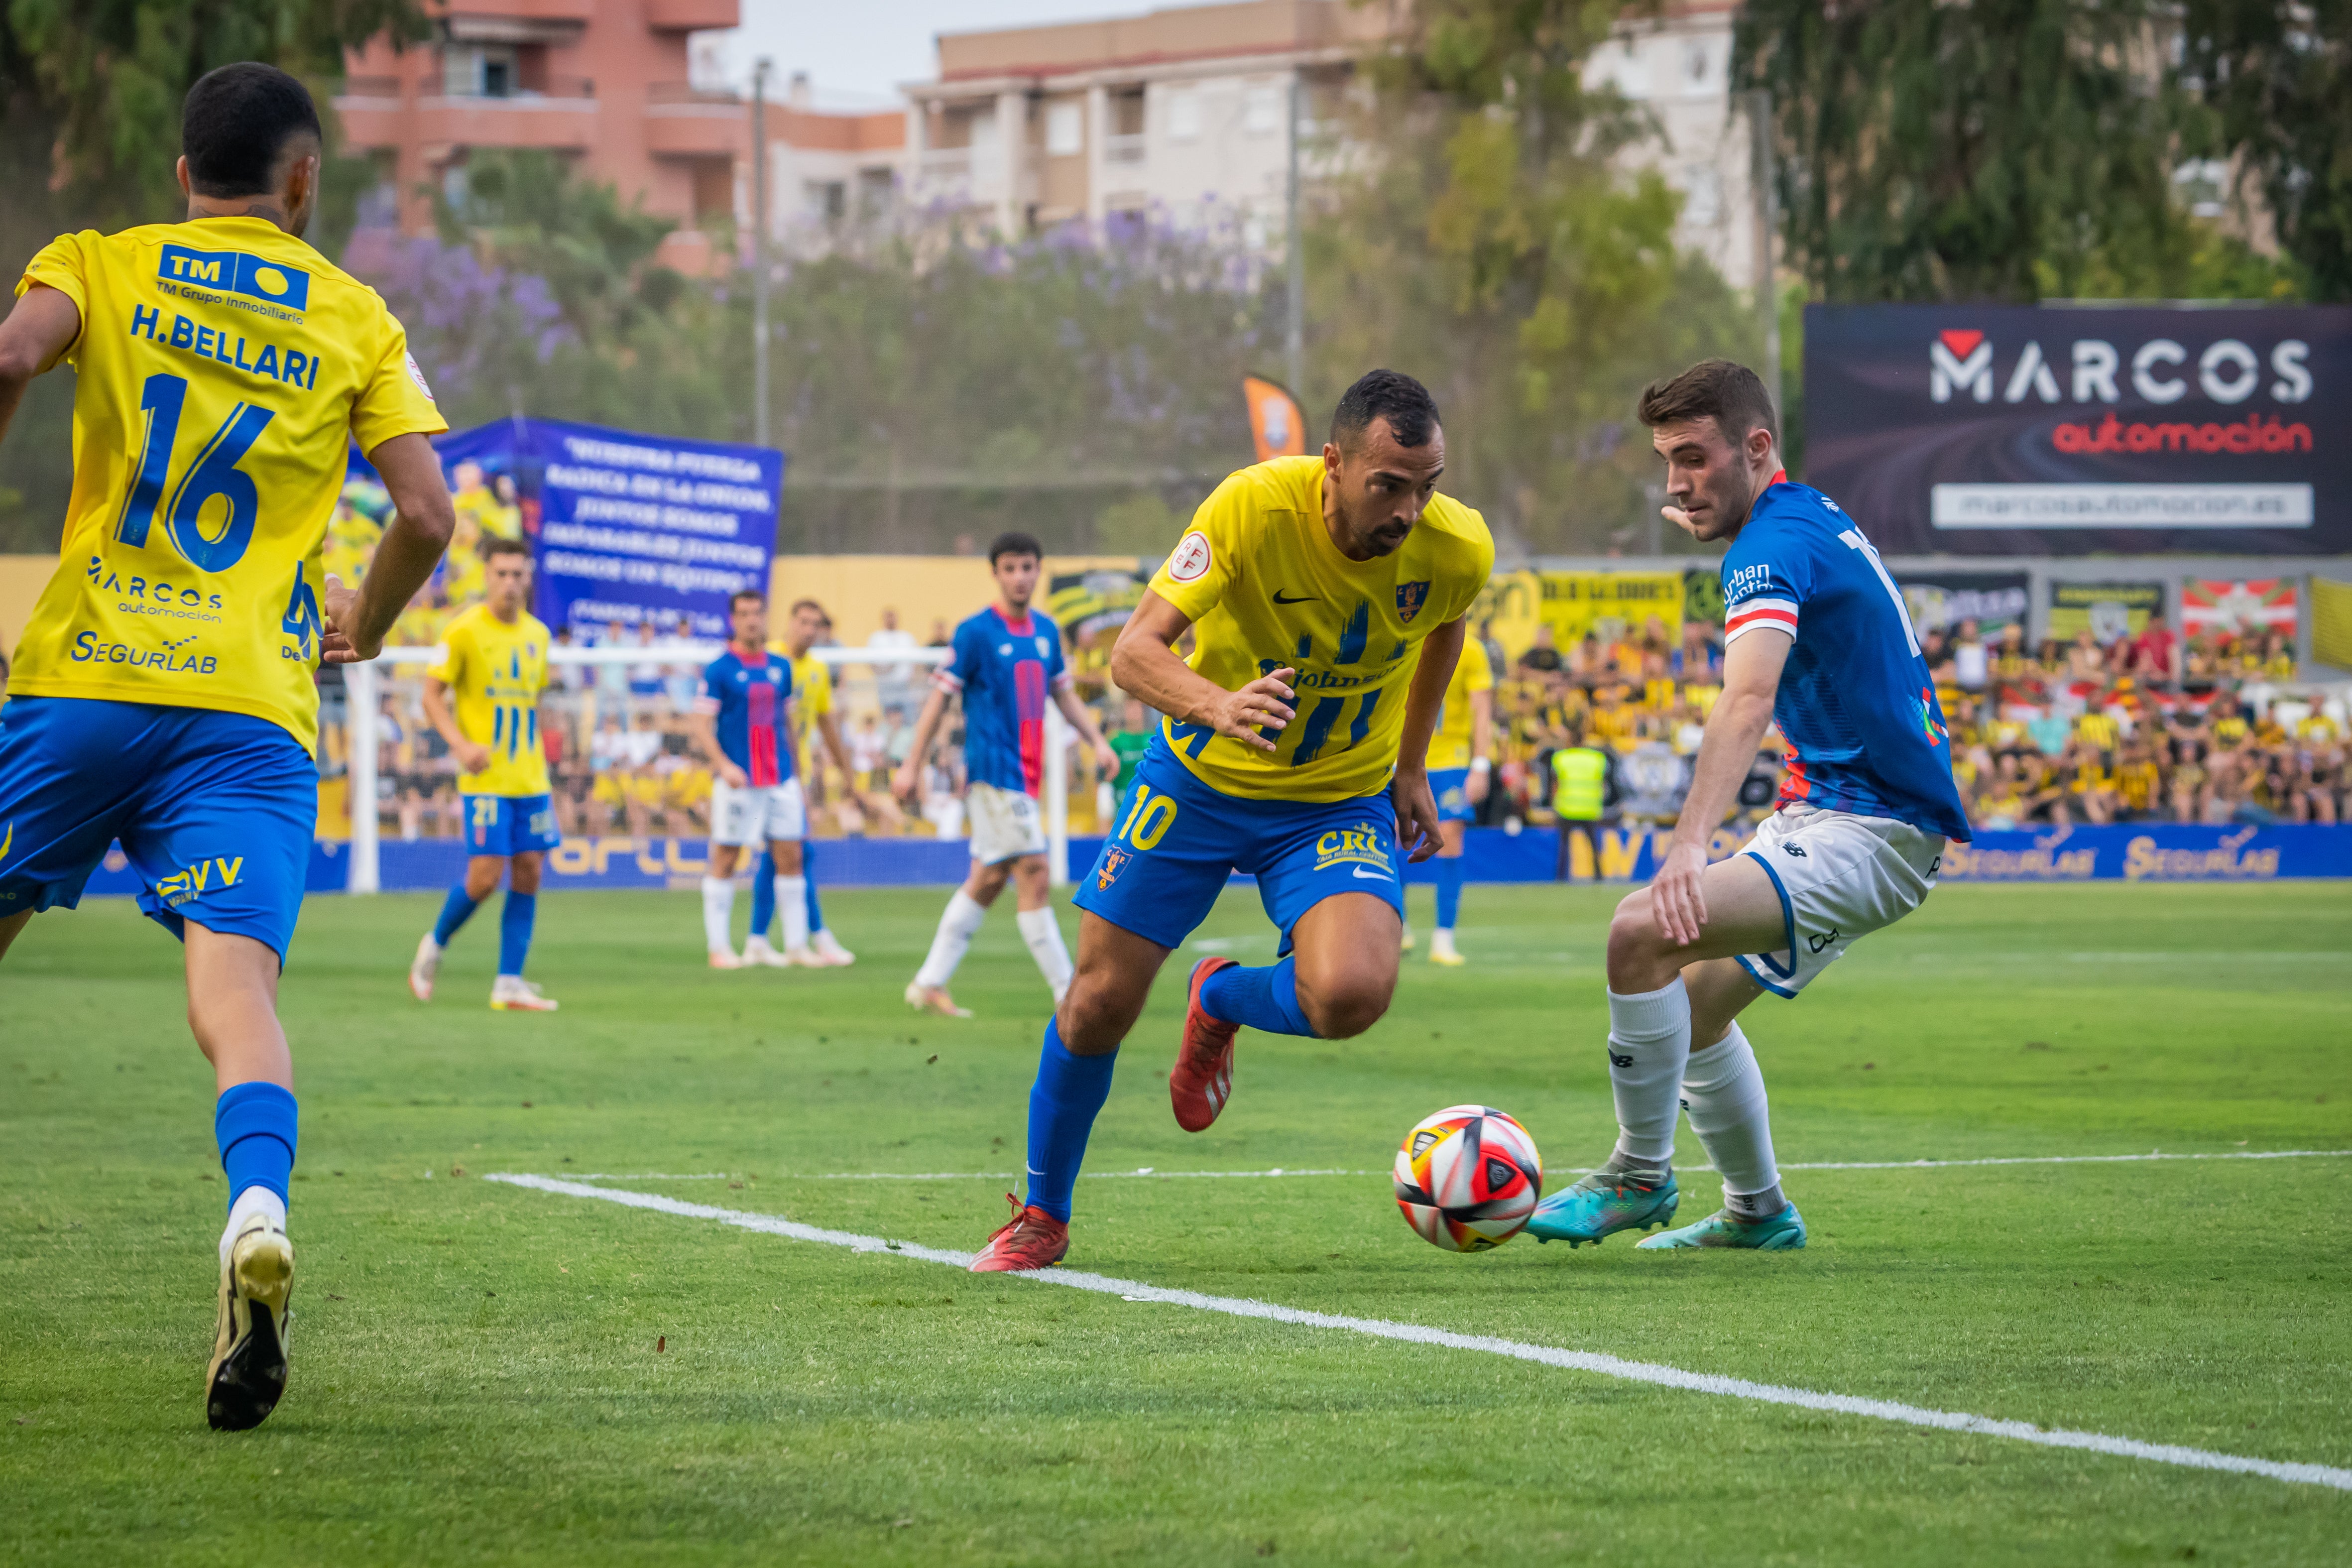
[
  {"xmin": 891, "ymin": 686, "xmax": 953, "ymax": 800},
  {"xmin": 1394, "ymin": 616, "xmax": 1464, "ymax": 780},
  {"xmin": 324, "ymin": 433, "xmax": 456, "ymax": 664},
  {"xmin": 1651, "ymin": 627, "xmax": 1789, "ymax": 945},
  {"xmin": 420, "ymin": 676, "xmax": 488, "ymax": 773},
  {"xmin": 1108, "ymin": 590, "xmax": 1295, "ymax": 751},
  {"xmin": 0, "ymin": 286, "xmax": 82, "ymax": 444}
]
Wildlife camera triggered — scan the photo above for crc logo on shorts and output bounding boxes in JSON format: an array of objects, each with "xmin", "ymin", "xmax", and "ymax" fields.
[
  {"xmin": 1312, "ymin": 823, "xmax": 1391, "ymax": 873},
  {"xmin": 1166, "ymin": 531, "xmax": 1212, "ymax": 584},
  {"xmin": 158, "ymin": 244, "xmax": 310, "ymax": 312},
  {"xmin": 153, "ymin": 855, "xmax": 244, "ymax": 910},
  {"xmin": 1095, "ymin": 845, "xmax": 1132, "ymax": 890},
  {"xmin": 1395, "ymin": 581, "xmax": 1430, "ymax": 623},
  {"xmin": 1438, "ymin": 782, "xmax": 1466, "ymax": 812}
]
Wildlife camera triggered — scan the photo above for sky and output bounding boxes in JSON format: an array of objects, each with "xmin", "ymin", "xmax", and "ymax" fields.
[{"xmin": 701, "ymin": 0, "xmax": 1175, "ymax": 107}]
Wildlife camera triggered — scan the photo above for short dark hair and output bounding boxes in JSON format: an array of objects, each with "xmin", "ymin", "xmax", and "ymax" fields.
[
  {"xmin": 788, "ymin": 598, "xmax": 826, "ymax": 618},
  {"xmin": 1330, "ymin": 369, "xmax": 1439, "ymax": 451},
  {"xmin": 480, "ymin": 536, "xmax": 530, "ymax": 563},
  {"xmin": 1636, "ymin": 359, "xmax": 1778, "ymax": 450},
  {"xmin": 729, "ymin": 588, "xmax": 766, "ymax": 611},
  {"xmin": 181, "ymin": 64, "xmax": 322, "ymax": 199},
  {"xmin": 988, "ymin": 531, "xmax": 1043, "ymax": 567}
]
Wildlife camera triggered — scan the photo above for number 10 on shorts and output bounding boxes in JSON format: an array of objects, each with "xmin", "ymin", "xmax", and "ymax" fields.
[{"xmin": 1117, "ymin": 785, "xmax": 1178, "ymax": 851}]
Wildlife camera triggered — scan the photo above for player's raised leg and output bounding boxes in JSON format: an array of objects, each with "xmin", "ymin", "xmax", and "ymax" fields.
[{"xmin": 1526, "ymin": 853, "xmax": 1785, "ymax": 1246}]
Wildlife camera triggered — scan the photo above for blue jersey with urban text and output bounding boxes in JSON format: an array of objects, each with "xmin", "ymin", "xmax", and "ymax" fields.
[
  {"xmin": 1720, "ymin": 481, "xmax": 1971, "ymax": 842},
  {"xmin": 696, "ymin": 648, "xmax": 794, "ymax": 787},
  {"xmin": 935, "ymin": 607, "xmax": 1068, "ymax": 796}
]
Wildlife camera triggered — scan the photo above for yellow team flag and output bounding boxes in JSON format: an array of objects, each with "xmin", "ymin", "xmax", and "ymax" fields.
[
  {"xmin": 1243, "ymin": 375, "xmax": 1307, "ymax": 463},
  {"xmin": 2313, "ymin": 578, "xmax": 2352, "ymax": 671}
]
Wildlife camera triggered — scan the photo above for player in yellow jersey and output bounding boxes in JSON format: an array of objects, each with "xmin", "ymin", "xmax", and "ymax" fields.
[
  {"xmin": 407, "ymin": 538, "xmax": 560, "ymax": 1011},
  {"xmin": 1405, "ymin": 628, "xmax": 1494, "ymax": 965},
  {"xmin": 971, "ymin": 370, "xmax": 1494, "ymax": 1272},
  {"xmin": 0, "ymin": 65, "xmax": 456, "ymax": 1429},
  {"xmin": 743, "ymin": 598, "xmax": 865, "ymax": 967}
]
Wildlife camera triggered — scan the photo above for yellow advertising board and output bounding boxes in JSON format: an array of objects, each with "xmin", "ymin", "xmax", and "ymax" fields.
[{"xmin": 1475, "ymin": 570, "xmax": 1685, "ymax": 662}]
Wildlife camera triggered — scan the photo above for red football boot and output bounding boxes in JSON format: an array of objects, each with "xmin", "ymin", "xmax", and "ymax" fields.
[
  {"xmin": 1171, "ymin": 956, "xmax": 1241, "ymax": 1133},
  {"xmin": 968, "ymin": 1193, "xmax": 1069, "ymax": 1273}
]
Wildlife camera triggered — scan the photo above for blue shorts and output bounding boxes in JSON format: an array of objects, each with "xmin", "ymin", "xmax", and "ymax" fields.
[
  {"xmin": 0, "ymin": 696, "xmax": 316, "ymax": 962},
  {"xmin": 1074, "ymin": 738, "xmax": 1404, "ymax": 955},
  {"xmin": 462, "ymin": 793, "xmax": 559, "ymax": 856},
  {"xmin": 1430, "ymin": 767, "xmax": 1476, "ymax": 823}
]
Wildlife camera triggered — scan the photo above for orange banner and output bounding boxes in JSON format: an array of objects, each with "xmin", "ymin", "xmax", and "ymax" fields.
[{"xmin": 1243, "ymin": 375, "xmax": 1307, "ymax": 463}]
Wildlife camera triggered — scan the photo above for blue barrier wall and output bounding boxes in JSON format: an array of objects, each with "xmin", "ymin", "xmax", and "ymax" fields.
[{"xmin": 70, "ymin": 822, "xmax": 2350, "ymax": 900}]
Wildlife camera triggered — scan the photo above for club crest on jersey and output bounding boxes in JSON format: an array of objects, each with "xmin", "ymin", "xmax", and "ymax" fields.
[
  {"xmin": 1394, "ymin": 581, "xmax": 1430, "ymax": 623},
  {"xmin": 158, "ymin": 245, "xmax": 310, "ymax": 312},
  {"xmin": 1095, "ymin": 845, "xmax": 1131, "ymax": 889}
]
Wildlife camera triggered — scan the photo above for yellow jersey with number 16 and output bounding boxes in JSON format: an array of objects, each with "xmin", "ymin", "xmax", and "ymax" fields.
[
  {"xmin": 428, "ymin": 603, "xmax": 551, "ymax": 797},
  {"xmin": 7, "ymin": 215, "xmax": 447, "ymax": 753},
  {"xmin": 1149, "ymin": 455, "xmax": 1494, "ymax": 804}
]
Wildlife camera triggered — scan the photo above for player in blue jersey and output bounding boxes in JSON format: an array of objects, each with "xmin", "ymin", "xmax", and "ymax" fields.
[
  {"xmin": 0, "ymin": 65, "xmax": 456, "ymax": 1428},
  {"xmin": 892, "ymin": 533, "xmax": 1117, "ymax": 1017},
  {"xmin": 690, "ymin": 590, "xmax": 806, "ymax": 968},
  {"xmin": 1528, "ymin": 359, "xmax": 1970, "ymax": 1252}
]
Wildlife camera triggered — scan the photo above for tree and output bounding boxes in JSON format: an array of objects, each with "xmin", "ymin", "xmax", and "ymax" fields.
[
  {"xmin": 1737, "ymin": 0, "xmax": 2299, "ymax": 302},
  {"xmin": 1308, "ymin": 0, "xmax": 1757, "ymax": 554},
  {"xmin": 2174, "ymin": 2, "xmax": 2352, "ymax": 301}
]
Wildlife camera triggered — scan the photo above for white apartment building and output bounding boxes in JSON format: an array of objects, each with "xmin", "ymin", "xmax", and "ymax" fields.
[{"xmin": 872, "ymin": 0, "xmax": 1765, "ymax": 292}]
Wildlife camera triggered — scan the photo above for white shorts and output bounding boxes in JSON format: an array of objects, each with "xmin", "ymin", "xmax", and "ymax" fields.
[
  {"xmin": 710, "ymin": 777, "xmax": 805, "ymax": 848},
  {"xmin": 1735, "ymin": 806, "xmax": 1945, "ymax": 998},
  {"xmin": 966, "ymin": 780, "xmax": 1047, "ymax": 865}
]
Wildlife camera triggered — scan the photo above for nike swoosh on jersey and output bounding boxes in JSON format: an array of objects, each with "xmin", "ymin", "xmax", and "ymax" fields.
[
  {"xmin": 1271, "ymin": 590, "xmax": 1316, "ymax": 604},
  {"xmin": 1351, "ymin": 865, "xmax": 1393, "ymax": 881}
]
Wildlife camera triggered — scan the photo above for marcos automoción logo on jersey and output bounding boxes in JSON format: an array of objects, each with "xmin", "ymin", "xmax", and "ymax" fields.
[{"xmin": 158, "ymin": 244, "xmax": 311, "ymax": 313}]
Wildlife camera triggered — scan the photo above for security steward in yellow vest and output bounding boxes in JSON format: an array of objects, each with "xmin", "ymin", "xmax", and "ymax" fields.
[{"xmin": 1551, "ymin": 728, "xmax": 1612, "ymax": 881}]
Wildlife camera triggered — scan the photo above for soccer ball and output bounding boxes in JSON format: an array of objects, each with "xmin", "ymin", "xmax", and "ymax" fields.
[{"xmin": 1392, "ymin": 1104, "xmax": 1544, "ymax": 1252}]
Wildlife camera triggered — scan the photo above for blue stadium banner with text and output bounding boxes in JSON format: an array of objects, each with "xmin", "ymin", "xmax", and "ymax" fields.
[
  {"xmin": 1803, "ymin": 303, "xmax": 2352, "ymax": 555},
  {"xmin": 433, "ymin": 417, "xmax": 783, "ymax": 639}
]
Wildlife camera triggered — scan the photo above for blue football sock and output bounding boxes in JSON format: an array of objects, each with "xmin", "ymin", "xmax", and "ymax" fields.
[
  {"xmin": 432, "ymin": 886, "xmax": 480, "ymax": 946},
  {"xmin": 498, "ymin": 891, "xmax": 536, "ymax": 977},
  {"xmin": 1198, "ymin": 956, "xmax": 1318, "ymax": 1037},
  {"xmin": 1434, "ymin": 855, "xmax": 1465, "ymax": 930},
  {"xmin": 803, "ymin": 842, "xmax": 825, "ymax": 935},
  {"xmin": 1024, "ymin": 1017, "xmax": 1118, "ymax": 1222},
  {"xmin": 748, "ymin": 848, "xmax": 778, "ymax": 941},
  {"xmin": 215, "ymin": 1082, "xmax": 298, "ymax": 1211}
]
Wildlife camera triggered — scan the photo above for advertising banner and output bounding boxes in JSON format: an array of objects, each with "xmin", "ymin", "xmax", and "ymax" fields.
[
  {"xmin": 1896, "ymin": 571, "xmax": 2031, "ymax": 635},
  {"xmin": 1536, "ymin": 571, "xmax": 1684, "ymax": 650},
  {"xmin": 1804, "ymin": 303, "xmax": 2352, "ymax": 555},
  {"xmin": 2182, "ymin": 578, "xmax": 2299, "ymax": 638},
  {"xmin": 2047, "ymin": 581, "xmax": 2167, "ymax": 642},
  {"xmin": 1243, "ymin": 375, "xmax": 1308, "ymax": 464},
  {"xmin": 434, "ymin": 417, "xmax": 782, "ymax": 638}
]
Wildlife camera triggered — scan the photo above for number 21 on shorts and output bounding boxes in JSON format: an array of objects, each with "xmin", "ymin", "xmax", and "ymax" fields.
[{"xmin": 1117, "ymin": 785, "xmax": 1178, "ymax": 851}]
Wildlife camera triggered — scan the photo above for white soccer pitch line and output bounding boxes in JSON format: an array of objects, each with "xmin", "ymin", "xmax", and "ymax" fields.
[
  {"xmin": 557, "ymin": 1148, "xmax": 2352, "ymax": 1183},
  {"xmin": 485, "ymin": 1172, "xmax": 2352, "ymax": 1494}
]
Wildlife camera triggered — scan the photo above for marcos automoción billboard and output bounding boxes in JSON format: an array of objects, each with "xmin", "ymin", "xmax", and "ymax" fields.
[{"xmin": 1802, "ymin": 304, "xmax": 2352, "ymax": 555}]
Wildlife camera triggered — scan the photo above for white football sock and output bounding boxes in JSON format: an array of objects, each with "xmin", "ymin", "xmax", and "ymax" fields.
[
  {"xmin": 220, "ymin": 1185, "xmax": 287, "ymax": 1264},
  {"xmin": 1681, "ymin": 1022, "xmax": 1782, "ymax": 1210},
  {"xmin": 914, "ymin": 889, "xmax": 988, "ymax": 988},
  {"xmin": 1606, "ymin": 978, "xmax": 1692, "ymax": 1166},
  {"xmin": 1430, "ymin": 928, "xmax": 1459, "ymax": 959},
  {"xmin": 777, "ymin": 875, "xmax": 810, "ymax": 951},
  {"xmin": 701, "ymin": 875, "xmax": 735, "ymax": 955},
  {"xmin": 1015, "ymin": 905, "xmax": 1073, "ymax": 1002}
]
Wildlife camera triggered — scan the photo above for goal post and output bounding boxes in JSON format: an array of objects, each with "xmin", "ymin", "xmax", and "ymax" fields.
[{"xmin": 340, "ymin": 642, "xmax": 1074, "ymax": 893}]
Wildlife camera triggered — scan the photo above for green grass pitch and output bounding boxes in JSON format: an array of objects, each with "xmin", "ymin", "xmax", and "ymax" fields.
[{"xmin": 4, "ymin": 878, "xmax": 2350, "ymax": 1565}]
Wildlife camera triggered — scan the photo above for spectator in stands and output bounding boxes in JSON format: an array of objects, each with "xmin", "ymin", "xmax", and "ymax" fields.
[
  {"xmin": 1517, "ymin": 622, "xmax": 1564, "ymax": 677},
  {"xmin": 867, "ymin": 605, "xmax": 919, "ymax": 715},
  {"xmin": 1952, "ymin": 618, "xmax": 1989, "ymax": 692}
]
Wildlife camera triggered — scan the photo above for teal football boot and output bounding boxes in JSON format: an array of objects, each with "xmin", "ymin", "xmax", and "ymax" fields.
[
  {"xmin": 1636, "ymin": 1204, "xmax": 1807, "ymax": 1251},
  {"xmin": 1525, "ymin": 1165, "xmax": 1679, "ymax": 1247}
]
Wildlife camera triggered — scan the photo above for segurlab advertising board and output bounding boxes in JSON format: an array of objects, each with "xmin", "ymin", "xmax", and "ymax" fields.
[{"xmin": 1802, "ymin": 304, "xmax": 2352, "ymax": 555}]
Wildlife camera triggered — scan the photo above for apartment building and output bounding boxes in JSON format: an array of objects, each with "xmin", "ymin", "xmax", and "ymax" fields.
[
  {"xmin": 335, "ymin": 0, "xmax": 901, "ymax": 271},
  {"xmin": 892, "ymin": 0, "xmax": 1763, "ymax": 291}
]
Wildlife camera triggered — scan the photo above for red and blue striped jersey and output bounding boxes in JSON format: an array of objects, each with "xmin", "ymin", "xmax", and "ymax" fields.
[
  {"xmin": 934, "ymin": 606, "xmax": 1070, "ymax": 796},
  {"xmin": 695, "ymin": 647, "xmax": 794, "ymax": 787},
  {"xmin": 1722, "ymin": 479, "xmax": 1971, "ymax": 842}
]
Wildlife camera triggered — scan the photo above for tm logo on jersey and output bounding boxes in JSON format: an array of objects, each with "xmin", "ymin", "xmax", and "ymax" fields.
[
  {"xmin": 1312, "ymin": 823, "xmax": 1392, "ymax": 874},
  {"xmin": 158, "ymin": 245, "xmax": 310, "ymax": 312},
  {"xmin": 154, "ymin": 854, "xmax": 244, "ymax": 909}
]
